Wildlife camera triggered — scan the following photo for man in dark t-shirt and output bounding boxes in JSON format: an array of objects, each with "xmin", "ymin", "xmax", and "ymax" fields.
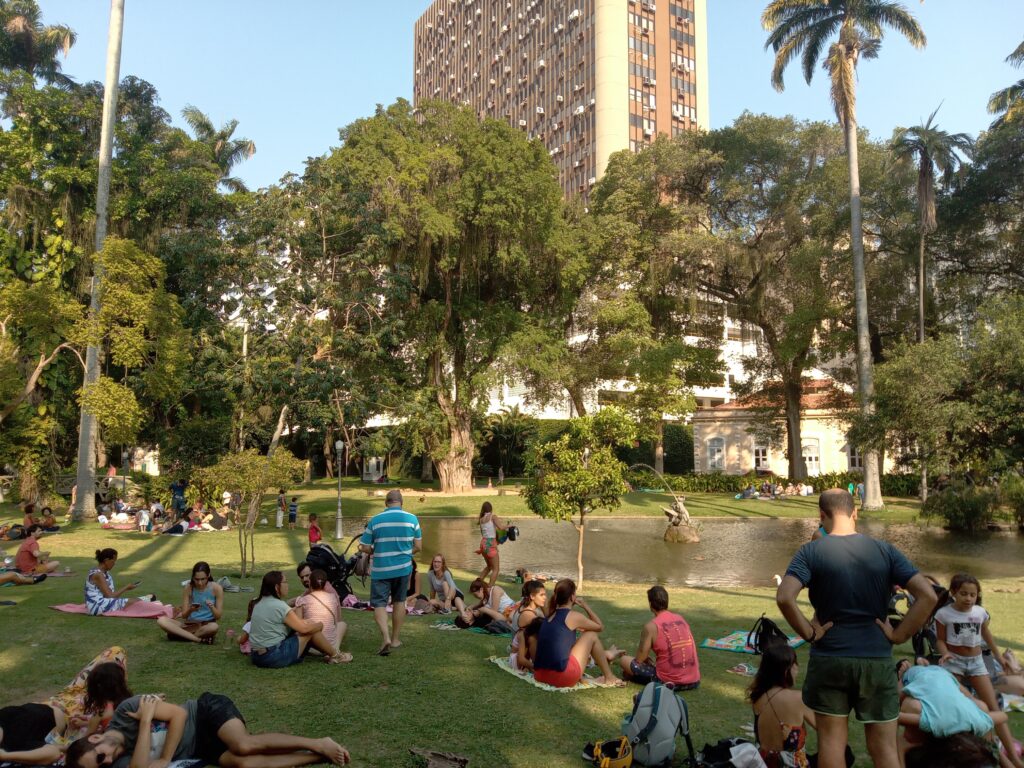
[
  {"xmin": 64, "ymin": 693, "xmax": 350, "ymax": 768},
  {"xmin": 777, "ymin": 489, "xmax": 937, "ymax": 768}
]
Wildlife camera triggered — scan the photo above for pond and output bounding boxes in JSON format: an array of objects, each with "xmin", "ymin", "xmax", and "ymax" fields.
[{"xmin": 344, "ymin": 516, "xmax": 1024, "ymax": 589}]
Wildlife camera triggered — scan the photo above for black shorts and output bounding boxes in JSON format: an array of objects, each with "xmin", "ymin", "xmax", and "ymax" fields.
[
  {"xmin": 195, "ymin": 693, "xmax": 245, "ymax": 763},
  {"xmin": 0, "ymin": 703, "xmax": 56, "ymax": 751}
]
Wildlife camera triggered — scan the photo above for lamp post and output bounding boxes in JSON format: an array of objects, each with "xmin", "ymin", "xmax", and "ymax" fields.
[{"xmin": 334, "ymin": 439, "xmax": 344, "ymax": 540}]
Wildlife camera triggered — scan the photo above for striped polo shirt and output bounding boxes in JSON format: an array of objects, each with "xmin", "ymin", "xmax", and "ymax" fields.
[{"xmin": 360, "ymin": 506, "xmax": 422, "ymax": 580}]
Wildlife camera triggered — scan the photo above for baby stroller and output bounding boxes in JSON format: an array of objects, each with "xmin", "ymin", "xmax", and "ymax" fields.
[
  {"xmin": 887, "ymin": 581, "xmax": 949, "ymax": 662},
  {"xmin": 304, "ymin": 535, "xmax": 366, "ymax": 601}
]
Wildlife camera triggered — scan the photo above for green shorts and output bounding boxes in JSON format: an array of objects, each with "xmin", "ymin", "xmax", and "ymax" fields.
[{"xmin": 803, "ymin": 655, "xmax": 899, "ymax": 723}]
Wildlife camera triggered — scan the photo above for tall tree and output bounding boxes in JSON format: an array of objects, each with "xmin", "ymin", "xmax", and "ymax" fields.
[
  {"xmin": 890, "ymin": 108, "xmax": 972, "ymax": 344},
  {"xmin": 0, "ymin": 0, "xmax": 75, "ymax": 86},
  {"xmin": 331, "ymin": 100, "xmax": 570, "ymax": 492},
  {"xmin": 763, "ymin": 0, "xmax": 925, "ymax": 509},
  {"xmin": 181, "ymin": 105, "xmax": 256, "ymax": 192},
  {"xmin": 987, "ymin": 39, "xmax": 1024, "ymax": 128}
]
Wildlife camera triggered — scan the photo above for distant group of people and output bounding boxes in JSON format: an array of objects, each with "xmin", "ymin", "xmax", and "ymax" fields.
[{"xmin": 740, "ymin": 481, "xmax": 816, "ymax": 499}]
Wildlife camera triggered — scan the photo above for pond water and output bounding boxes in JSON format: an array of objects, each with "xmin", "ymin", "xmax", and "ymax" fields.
[{"xmin": 347, "ymin": 517, "xmax": 1024, "ymax": 589}]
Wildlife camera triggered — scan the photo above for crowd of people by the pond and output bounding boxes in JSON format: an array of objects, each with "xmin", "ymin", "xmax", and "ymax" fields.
[{"xmin": 2, "ymin": 487, "xmax": 1022, "ymax": 768}]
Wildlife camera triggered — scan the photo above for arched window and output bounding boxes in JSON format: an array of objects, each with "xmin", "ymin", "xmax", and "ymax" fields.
[
  {"xmin": 707, "ymin": 438, "xmax": 725, "ymax": 471},
  {"xmin": 802, "ymin": 439, "xmax": 820, "ymax": 476}
]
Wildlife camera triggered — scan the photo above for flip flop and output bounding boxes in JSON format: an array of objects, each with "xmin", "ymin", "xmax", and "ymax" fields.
[
  {"xmin": 326, "ymin": 651, "xmax": 353, "ymax": 664},
  {"xmin": 377, "ymin": 643, "xmax": 391, "ymax": 657},
  {"xmin": 0, "ymin": 600, "xmax": 16, "ymax": 606}
]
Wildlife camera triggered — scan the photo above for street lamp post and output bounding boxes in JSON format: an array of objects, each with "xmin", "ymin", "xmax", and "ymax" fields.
[{"xmin": 334, "ymin": 439, "xmax": 344, "ymax": 540}]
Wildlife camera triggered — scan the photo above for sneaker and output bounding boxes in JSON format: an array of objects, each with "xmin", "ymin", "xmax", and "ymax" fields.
[
  {"xmin": 139, "ymin": 594, "xmax": 157, "ymax": 602},
  {"xmin": 32, "ymin": 574, "xmax": 47, "ymax": 584},
  {"xmin": 581, "ymin": 742, "xmax": 597, "ymax": 762}
]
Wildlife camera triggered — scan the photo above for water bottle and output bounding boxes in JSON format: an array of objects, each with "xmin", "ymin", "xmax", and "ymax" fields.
[{"xmin": 224, "ymin": 629, "xmax": 235, "ymax": 649}]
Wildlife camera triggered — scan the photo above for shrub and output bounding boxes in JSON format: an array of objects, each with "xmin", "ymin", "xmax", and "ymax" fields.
[
  {"xmin": 921, "ymin": 482, "xmax": 999, "ymax": 532},
  {"xmin": 623, "ymin": 469, "xmax": 920, "ymax": 497},
  {"xmin": 1000, "ymin": 473, "xmax": 1024, "ymax": 531}
]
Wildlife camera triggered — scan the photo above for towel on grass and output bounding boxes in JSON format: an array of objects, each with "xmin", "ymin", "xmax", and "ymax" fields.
[
  {"xmin": 488, "ymin": 655, "xmax": 601, "ymax": 692},
  {"xmin": 1003, "ymin": 693, "xmax": 1024, "ymax": 713},
  {"xmin": 701, "ymin": 630, "xmax": 805, "ymax": 654},
  {"xmin": 51, "ymin": 601, "xmax": 173, "ymax": 618},
  {"xmin": 431, "ymin": 618, "xmax": 513, "ymax": 637},
  {"xmin": 727, "ymin": 662, "xmax": 758, "ymax": 677}
]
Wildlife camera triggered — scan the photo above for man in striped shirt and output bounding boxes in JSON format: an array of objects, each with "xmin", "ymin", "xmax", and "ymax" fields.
[{"xmin": 359, "ymin": 489, "xmax": 422, "ymax": 656}]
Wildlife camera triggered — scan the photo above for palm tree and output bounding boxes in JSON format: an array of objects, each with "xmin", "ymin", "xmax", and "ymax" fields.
[
  {"xmin": 762, "ymin": 0, "xmax": 925, "ymax": 511},
  {"xmin": 181, "ymin": 105, "xmax": 256, "ymax": 192},
  {"xmin": 890, "ymin": 107, "xmax": 972, "ymax": 344},
  {"xmin": 988, "ymin": 39, "xmax": 1024, "ymax": 128},
  {"xmin": 0, "ymin": 0, "xmax": 76, "ymax": 85}
]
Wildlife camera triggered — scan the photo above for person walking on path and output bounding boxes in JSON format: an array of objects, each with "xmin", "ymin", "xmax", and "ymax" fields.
[
  {"xmin": 359, "ymin": 489, "xmax": 422, "ymax": 656},
  {"xmin": 776, "ymin": 488, "xmax": 938, "ymax": 768}
]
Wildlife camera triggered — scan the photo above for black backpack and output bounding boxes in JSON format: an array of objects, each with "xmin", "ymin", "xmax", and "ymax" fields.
[{"xmin": 746, "ymin": 613, "xmax": 789, "ymax": 655}]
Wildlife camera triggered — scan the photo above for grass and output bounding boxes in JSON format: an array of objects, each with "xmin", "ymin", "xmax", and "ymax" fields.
[
  {"xmin": 266, "ymin": 477, "xmax": 924, "ymax": 524},
  {"xmin": 1, "ymin": 516, "xmax": 1021, "ymax": 767}
]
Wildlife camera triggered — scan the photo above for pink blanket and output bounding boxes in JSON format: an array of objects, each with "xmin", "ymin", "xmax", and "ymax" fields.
[{"xmin": 51, "ymin": 601, "xmax": 173, "ymax": 618}]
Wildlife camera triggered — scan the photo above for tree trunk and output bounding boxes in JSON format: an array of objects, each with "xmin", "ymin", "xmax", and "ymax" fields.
[
  {"xmin": 73, "ymin": 0, "xmax": 124, "ymax": 523},
  {"xmin": 845, "ymin": 104, "xmax": 883, "ymax": 510},
  {"xmin": 568, "ymin": 387, "xmax": 587, "ymax": 417},
  {"xmin": 324, "ymin": 431, "xmax": 334, "ymax": 479},
  {"xmin": 575, "ymin": 515, "xmax": 586, "ymax": 591},
  {"xmin": 917, "ymin": 232, "xmax": 927, "ymax": 344},
  {"xmin": 653, "ymin": 420, "xmax": 665, "ymax": 475},
  {"xmin": 920, "ymin": 461, "xmax": 928, "ymax": 503},
  {"xmin": 435, "ymin": 417, "xmax": 474, "ymax": 493},
  {"xmin": 784, "ymin": 379, "xmax": 807, "ymax": 481},
  {"xmin": 420, "ymin": 456, "xmax": 434, "ymax": 483}
]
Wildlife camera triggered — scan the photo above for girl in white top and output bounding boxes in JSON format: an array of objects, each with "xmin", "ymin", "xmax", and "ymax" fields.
[
  {"xmin": 936, "ymin": 573, "xmax": 1024, "ymax": 768},
  {"xmin": 467, "ymin": 578, "xmax": 515, "ymax": 624},
  {"xmin": 475, "ymin": 501, "xmax": 506, "ymax": 587}
]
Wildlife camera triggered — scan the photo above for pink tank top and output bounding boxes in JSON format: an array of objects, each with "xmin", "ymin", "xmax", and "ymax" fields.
[{"xmin": 652, "ymin": 611, "xmax": 700, "ymax": 686}]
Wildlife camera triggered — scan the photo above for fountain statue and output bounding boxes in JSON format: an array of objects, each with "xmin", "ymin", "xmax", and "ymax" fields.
[{"xmin": 628, "ymin": 463, "xmax": 701, "ymax": 544}]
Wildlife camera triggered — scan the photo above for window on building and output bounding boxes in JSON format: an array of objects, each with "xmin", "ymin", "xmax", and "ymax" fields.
[
  {"xmin": 708, "ymin": 438, "xmax": 725, "ymax": 471},
  {"xmin": 802, "ymin": 439, "xmax": 820, "ymax": 477},
  {"xmin": 754, "ymin": 445, "xmax": 770, "ymax": 471},
  {"xmin": 847, "ymin": 443, "xmax": 863, "ymax": 471}
]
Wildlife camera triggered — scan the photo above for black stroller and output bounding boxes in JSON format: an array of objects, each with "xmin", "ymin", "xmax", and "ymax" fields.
[
  {"xmin": 304, "ymin": 535, "xmax": 366, "ymax": 601},
  {"xmin": 887, "ymin": 582, "xmax": 949, "ymax": 662}
]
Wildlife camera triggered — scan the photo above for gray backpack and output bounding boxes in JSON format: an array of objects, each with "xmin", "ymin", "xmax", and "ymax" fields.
[{"xmin": 621, "ymin": 682, "xmax": 696, "ymax": 767}]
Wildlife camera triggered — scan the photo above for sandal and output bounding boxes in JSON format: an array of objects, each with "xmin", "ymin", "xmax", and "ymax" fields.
[
  {"xmin": 377, "ymin": 643, "xmax": 391, "ymax": 657},
  {"xmin": 326, "ymin": 651, "xmax": 353, "ymax": 664}
]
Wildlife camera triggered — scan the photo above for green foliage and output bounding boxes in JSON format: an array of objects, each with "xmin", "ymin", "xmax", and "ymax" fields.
[
  {"xmin": 480, "ymin": 406, "xmax": 537, "ymax": 477},
  {"xmin": 77, "ymin": 376, "xmax": 143, "ymax": 445},
  {"xmin": 523, "ymin": 408, "xmax": 636, "ymax": 524},
  {"xmin": 921, "ymin": 481, "xmax": 999, "ymax": 532},
  {"xmin": 1000, "ymin": 474, "xmax": 1024, "ymax": 530},
  {"xmin": 625, "ymin": 469, "xmax": 919, "ymax": 497},
  {"xmin": 616, "ymin": 423, "xmax": 694, "ymax": 474},
  {"xmin": 160, "ymin": 416, "xmax": 233, "ymax": 477},
  {"xmin": 191, "ymin": 448, "xmax": 304, "ymax": 509}
]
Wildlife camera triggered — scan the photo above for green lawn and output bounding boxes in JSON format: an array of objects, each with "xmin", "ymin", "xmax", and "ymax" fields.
[
  {"xmin": 273, "ymin": 477, "xmax": 923, "ymax": 523},
  {"xmin": 1, "ymin": 517, "xmax": 1020, "ymax": 767}
]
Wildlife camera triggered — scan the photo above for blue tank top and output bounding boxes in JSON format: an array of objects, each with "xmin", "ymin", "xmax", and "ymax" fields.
[
  {"xmin": 533, "ymin": 608, "xmax": 575, "ymax": 672},
  {"xmin": 189, "ymin": 584, "xmax": 215, "ymax": 622}
]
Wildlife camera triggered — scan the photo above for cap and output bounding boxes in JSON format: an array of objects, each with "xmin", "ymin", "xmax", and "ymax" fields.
[{"xmin": 385, "ymin": 489, "xmax": 403, "ymax": 507}]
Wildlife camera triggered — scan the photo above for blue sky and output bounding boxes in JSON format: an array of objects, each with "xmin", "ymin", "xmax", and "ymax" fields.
[{"xmin": 41, "ymin": 1, "xmax": 1023, "ymax": 190}]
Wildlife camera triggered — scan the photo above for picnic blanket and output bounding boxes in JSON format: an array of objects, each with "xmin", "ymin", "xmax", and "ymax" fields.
[
  {"xmin": 431, "ymin": 618, "xmax": 513, "ymax": 637},
  {"xmin": 488, "ymin": 655, "xmax": 603, "ymax": 692},
  {"xmin": 51, "ymin": 601, "xmax": 173, "ymax": 618},
  {"xmin": 1003, "ymin": 693, "xmax": 1024, "ymax": 713},
  {"xmin": 701, "ymin": 630, "xmax": 805, "ymax": 654}
]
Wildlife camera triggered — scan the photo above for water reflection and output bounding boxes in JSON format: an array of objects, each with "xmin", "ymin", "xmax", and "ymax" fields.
[{"xmin": 349, "ymin": 517, "xmax": 1024, "ymax": 588}]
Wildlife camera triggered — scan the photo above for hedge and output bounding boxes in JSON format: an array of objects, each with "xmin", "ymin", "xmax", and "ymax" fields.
[{"xmin": 625, "ymin": 469, "xmax": 921, "ymax": 498}]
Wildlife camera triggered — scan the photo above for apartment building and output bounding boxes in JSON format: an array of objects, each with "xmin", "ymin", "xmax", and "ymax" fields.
[{"xmin": 413, "ymin": 0, "xmax": 709, "ymax": 197}]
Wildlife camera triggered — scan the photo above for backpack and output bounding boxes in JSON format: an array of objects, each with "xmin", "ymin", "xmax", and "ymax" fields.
[
  {"xmin": 746, "ymin": 613, "xmax": 789, "ymax": 655},
  {"xmin": 621, "ymin": 682, "xmax": 696, "ymax": 767}
]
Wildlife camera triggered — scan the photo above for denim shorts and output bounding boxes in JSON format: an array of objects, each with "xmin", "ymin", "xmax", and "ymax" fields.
[
  {"xmin": 942, "ymin": 653, "xmax": 988, "ymax": 678},
  {"xmin": 250, "ymin": 633, "xmax": 303, "ymax": 668},
  {"xmin": 370, "ymin": 576, "xmax": 408, "ymax": 608}
]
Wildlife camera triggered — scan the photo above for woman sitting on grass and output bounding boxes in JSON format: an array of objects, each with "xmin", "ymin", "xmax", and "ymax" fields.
[
  {"xmin": 426, "ymin": 553, "xmax": 467, "ymax": 616},
  {"xmin": 248, "ymin": 570, "xmax": 352, "ymax": 668},
  {"xmin": 295, "ymin": 568, "xmax": 347, "ymax": 653},
  {"xmin": 84, "ymin": 549, "xmax": 152, "ymax": 615},
  {"xmin": 532, "ymin": 578, "xmax": 623, "ymax": 688},
  {"xmin": 156, "ymin": 561, "xmax": 222, "ymax": 644},
  {"xmin": 508, "ymin": 580, "xmax": 547, "ymax": 671},
  {"xmin": 459, "ymin": 578, "xmax": 515, "ymax": 628},
  {"xmin": 748, "ymin": 643, "xmax": 817, "ymax": 768}
]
